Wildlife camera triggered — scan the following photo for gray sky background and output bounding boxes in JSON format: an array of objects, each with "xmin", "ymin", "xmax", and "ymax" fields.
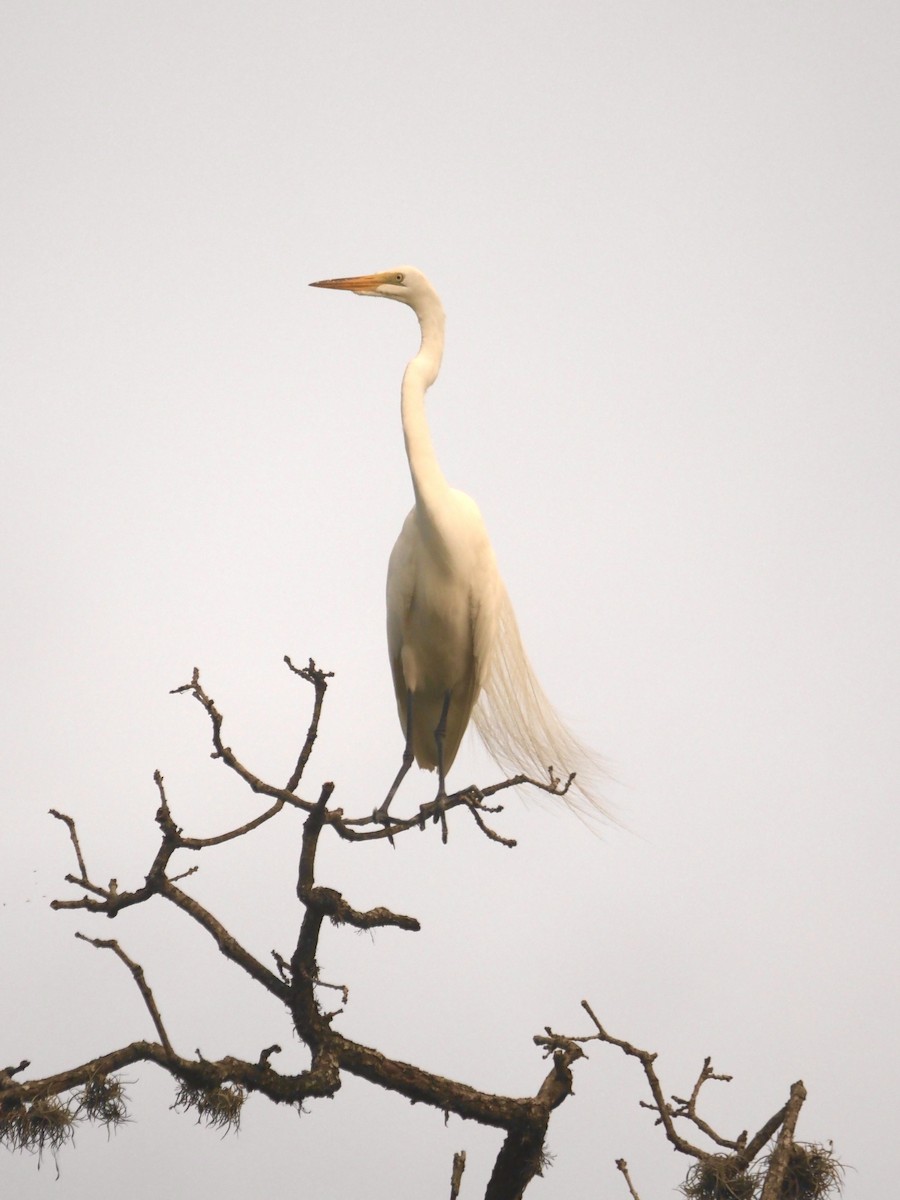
[{"xmin": 2, "ymin": 2, "xmax": 898, "ymax": 1197}]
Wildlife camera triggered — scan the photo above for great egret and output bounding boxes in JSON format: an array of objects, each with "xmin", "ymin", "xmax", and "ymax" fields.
[{"xmin": 310, "ymin": 266, "xmax": 606, "ymax": 817}]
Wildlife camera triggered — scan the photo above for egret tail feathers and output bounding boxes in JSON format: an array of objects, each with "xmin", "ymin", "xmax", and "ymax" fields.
[{"xmin": 472, "ymin": 588, "xmax": 610, "ymax": 819}]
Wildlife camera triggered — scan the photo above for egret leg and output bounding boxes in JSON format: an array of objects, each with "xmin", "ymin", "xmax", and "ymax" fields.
[
  {"xmin": 374, "ymin": 689, "xmax": 415, "ymax": 823},
  {"xmin": 433, "ymin": 690, "xmax": 453, "ymax": 801},
  {"xmin": 414, "ymin": 691, "xmax": 453, "ymax": 841}
]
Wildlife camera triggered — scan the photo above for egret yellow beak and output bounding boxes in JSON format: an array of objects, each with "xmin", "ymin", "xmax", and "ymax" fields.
[{"xmin": 309, "ymin": 272, "xmax": 389, "ymax": 294}]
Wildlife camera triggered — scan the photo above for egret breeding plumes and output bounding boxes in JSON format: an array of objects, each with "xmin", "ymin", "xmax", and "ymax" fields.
[{"xmin": 310, "ymin": 266, "xmax": 607, "ymax": 818}]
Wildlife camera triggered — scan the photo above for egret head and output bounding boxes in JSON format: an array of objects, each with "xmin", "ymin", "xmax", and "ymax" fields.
[{"xmin": 309, "ymin": 266, "xmax": 434, "ymax": 310}]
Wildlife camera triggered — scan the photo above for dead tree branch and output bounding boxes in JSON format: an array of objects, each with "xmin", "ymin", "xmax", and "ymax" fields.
[
  {"xmin": 575, "ymin": 1000, "xmax": 839, "ymax": 1200},
  {"xmin": 5, "ymin": 660, "xmax": 839, "ymax": 1199},
  {"xmin": 758, "ymin": 1081, "xmax": 807, "ymax": 1200}
]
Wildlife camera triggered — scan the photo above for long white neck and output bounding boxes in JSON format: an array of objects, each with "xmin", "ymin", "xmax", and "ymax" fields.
[{"xmin": 401, "ymin": 297, "xmax": 447, "ymax": 513}]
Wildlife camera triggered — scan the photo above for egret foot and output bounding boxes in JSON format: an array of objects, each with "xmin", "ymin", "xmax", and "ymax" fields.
[{"xmin": 418, "ymin": 784, "xmax": 450, "ymax": 843}]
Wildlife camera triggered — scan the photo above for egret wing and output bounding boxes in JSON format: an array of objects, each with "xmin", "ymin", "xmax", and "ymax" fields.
[{"xmin": 386, "ymin": 508, "xmax": 418, "ymax": 730}]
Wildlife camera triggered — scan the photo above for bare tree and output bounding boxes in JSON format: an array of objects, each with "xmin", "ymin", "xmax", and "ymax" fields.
[{"xmin": 1, "ymin": 660, "xmax": 842, "ymax": 1199}]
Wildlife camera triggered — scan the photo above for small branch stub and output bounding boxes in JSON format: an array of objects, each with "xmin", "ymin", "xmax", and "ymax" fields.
[{"xmin": 450, "ymin": 1149, "xmax": 467, "ymax": 1200}]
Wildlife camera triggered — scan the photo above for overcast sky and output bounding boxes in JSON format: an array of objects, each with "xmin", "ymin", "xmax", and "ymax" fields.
[{"xmin": 2, "ymin": 2, "xmax": 898, "ymax": 1197}]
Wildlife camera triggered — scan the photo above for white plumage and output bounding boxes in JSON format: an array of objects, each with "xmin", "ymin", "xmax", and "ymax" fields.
[{"xmin": 310, "ymin": 266, "xmax": 606, "ymax": 816}]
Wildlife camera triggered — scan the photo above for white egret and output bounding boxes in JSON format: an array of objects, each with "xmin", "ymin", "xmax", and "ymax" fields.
[{"xmin": 310, "ymin": 266, "xmax": 606, "ymax": 817}]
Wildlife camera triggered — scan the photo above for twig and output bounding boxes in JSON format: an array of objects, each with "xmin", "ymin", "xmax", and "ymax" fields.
[
  {"xmin": 313, "ymin": 977, "xmax": 349, "ymax": 1008},
  {"xmin": 51, "ymin": 810, "xmax": 146, "ymax": 912},
  {"xmin": 75, "ymin": 935, "xmax": 175, "ymax": 1058},
  {"xmin": 154, "ymin": 769, "xmax": 288, "ymax": 850},
  {"xmin": 615, "ymin": 1158, "xmax": 642, "ymax": 1200},
  {"xmin": 171, "ymin": 668, "xmax": 311, "ymax": 813},
  {"xmin": 49, "ymin": 809, "xmax": 89, "ymax": 882},
  {"xmin": 283, "ymin": 657, "xmax": 333, "ymax": 791},
  {"xmin": 272, "ymin": 950, "xmax": 291, "ymax": 982},
  {"xmin": 51, "ymin": 805, "xmax": 177, "ymax": 918},
  {"xmin": 463, "ymin": 792, "xmax": 517, "ymax": 847},
  {"xmin": 581, "ymin": 1000, "xmax": 706, "ymax": 1158},
  {"xmin": 669, "ymin": 1057, "xmax": 743, "ymax": 1150}
]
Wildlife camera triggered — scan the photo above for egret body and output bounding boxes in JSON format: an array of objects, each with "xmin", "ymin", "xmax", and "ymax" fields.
[{"xmin": 310, "ymin": 266, "xmax": 606, "ymax": 815}]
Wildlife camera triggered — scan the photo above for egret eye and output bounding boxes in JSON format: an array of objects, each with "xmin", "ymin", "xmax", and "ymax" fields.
[{"xmin": 395, "ymin": 273, "xmax": 404, "ymax": 283}]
